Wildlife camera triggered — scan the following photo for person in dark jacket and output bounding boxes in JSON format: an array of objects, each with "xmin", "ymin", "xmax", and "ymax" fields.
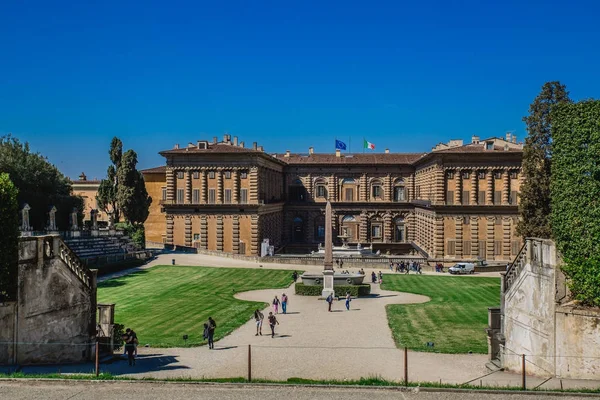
[{"xmin": 207, "ymin": 317, "xmax": 216, "ymax": 349}]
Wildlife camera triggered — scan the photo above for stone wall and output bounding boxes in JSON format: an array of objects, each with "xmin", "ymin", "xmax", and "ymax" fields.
[
  {"xmin": 0, "ymin": 235, "xmax": 97, "ymax": 365},
  {"xmin": 0, "ymin": 303, "xmax": 16, "ymax": 364},
  {"xmin": 501, "ymin": 238, "xmax": 600, "ymax": 379}
]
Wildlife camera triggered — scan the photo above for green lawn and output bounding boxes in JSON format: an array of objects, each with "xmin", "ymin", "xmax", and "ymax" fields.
[
  {"xmin": 97, "ymin": 266, "xmax": 294, "ymax": 347},
  {"xmin": 382, "ymin": 275, "xmax": 500, "ymax": 354}
]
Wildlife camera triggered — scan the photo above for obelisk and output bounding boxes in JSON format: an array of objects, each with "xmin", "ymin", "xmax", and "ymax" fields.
[{"xmin": 322, "ymin": 201, "xmax": 335, "ymax": 298}]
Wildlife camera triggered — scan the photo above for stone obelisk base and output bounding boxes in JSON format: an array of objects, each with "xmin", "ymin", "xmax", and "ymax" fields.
[{"xmin": 322, "ymin": 269, "xmax": 335, "ymax": 298}]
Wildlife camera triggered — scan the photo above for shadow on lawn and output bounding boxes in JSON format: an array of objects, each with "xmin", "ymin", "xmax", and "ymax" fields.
[{"xmin": 98, "ymin": 270, "xmax": 150, "ymax": 288}]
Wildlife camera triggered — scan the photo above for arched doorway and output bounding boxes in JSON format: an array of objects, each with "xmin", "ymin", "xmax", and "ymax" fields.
[
  {"xmin": 340, "ymin": 215, "xmax": 358, "ymax": 242},
  {"xmin": 292, "ymin": 217, "xmax": 304, "ymax": 242},
  {"xmin": 394, "ymin": 217, "xmax": 406, "ymax": 242},
  {"xmin": 289, "ymin": 178, "xmax": 307, "ymax": 202}
]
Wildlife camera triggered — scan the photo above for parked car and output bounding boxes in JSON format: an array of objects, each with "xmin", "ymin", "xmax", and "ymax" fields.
[{"xmin": 448, "ymin": 262, "xmax": 475, "ymax": 275}]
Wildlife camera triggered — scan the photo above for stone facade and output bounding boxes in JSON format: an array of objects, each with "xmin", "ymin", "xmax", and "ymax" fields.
[
  {"xmin": 143, "ymin": 134, "xmax": 523, "ymax": 261},
  {"xmin": 71, "ymin": 172, "xmax": 108, "ymax": 223}
]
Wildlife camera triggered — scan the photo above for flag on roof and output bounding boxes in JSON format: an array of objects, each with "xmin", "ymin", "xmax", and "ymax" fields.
[
  {"xmin": 335, "ymin": 139, "xmax": 347, "ymax": 150},
  {"xmin": 364, "ymin": 139, "xmax": 375, "ymax": 150}
]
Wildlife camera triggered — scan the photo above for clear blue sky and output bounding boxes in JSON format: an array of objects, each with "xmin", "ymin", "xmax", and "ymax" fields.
[{"xmin": 1, "ymin": 0, "xmax": 599, "ymax": 180}]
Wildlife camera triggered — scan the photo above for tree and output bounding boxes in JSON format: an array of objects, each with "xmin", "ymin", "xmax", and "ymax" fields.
[
  {"xmin": 96, "ymin": 137, "xmax": 123, "ymax": 222},
  {"xmin": 117, "ymin": 150, "xmax": 152, "ymax": 225},
  {"xmin": 0, "ymin": 173, "xmax": 19, "ymax": 302},
  {"xmin": 0, "ymin": 134, "xmax": 83, "ymax": 230},
  {"xmin": 551, "ymin": 100, "xmax": 600, "ymax": 307},
  {"xmin": 517, "ymin": 81, "xmax": 572, "ymax": 239}
]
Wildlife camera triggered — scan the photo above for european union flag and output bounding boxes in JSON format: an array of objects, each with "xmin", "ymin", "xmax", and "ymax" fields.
[{"xmin": 335, "ymin": 140, "xmax": 347, "ymax": 150}]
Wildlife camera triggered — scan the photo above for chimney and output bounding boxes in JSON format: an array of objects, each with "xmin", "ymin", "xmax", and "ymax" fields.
[
  {"xmin": 213, "ymin": 136, "xmax": 218, "ymax": 144},
  {"xmin": 240, "ymin": 141, "xmax": 245, "ymax": 148},
  {"xmin": 258, "ymin": 145, "xmax": 264, "ymax": 152},
  {"xmin": 174, "ymin": 143, "xmax": 180, "ymax": 149},
  {"xmin": 252, "ymin": 142, "xmax": 257, "ymax": 150},
  {"xmin": 308, "ymin": 147, "xmax": 314, "ymax": 155},
  {"xmin": 472, "ymin": 135, "xmax": 480, "ymax": 144},
  {"xmin": 233, "ymin": 136, "xmax": 238, "ymax": 146},
  {"xmin": 512, "ymin": 135, "xmax": 517, "ymax": 144},
  {"xmin": 506, "ymin": 132, "xmax": 512, "ymax": 142},
  {"xmin": 284, "ymin": 150, "xmax": 290, "ymax": 158},
  {"xmin": 385, "ymin": 148, "xmax": 389, "ymax": 154},
  {"xmin": 335, "ymin": 149, "xmax": 341, "ymax": 158},
  {"xmin": 223, "ymin": 134, "xmax": 228, "ymax": 142}
]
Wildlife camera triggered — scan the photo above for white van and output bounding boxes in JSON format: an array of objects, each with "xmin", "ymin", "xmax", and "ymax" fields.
[{"xmin": 448, "ymin": 263, "xmax": 475, "ymax": 275}]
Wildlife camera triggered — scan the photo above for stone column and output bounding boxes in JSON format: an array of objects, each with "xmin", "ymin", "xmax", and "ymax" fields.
[
  {"xmin": 455, "ymin": 216, "xmax": 463, "ymax": 258},
  {"xmin": 217, "ymin": 170, "xmax": 223, "ymax": 204},
  {"xmin": 200, "ymin": 170, "xmax": 207, "ymax": 204},
  {"xmin": 502, "ymin": 217, "xmax": 512, "ymax": 259},
  {"xmin": 383, "ymin": 212, "xmax": 392, "ymax": 243},
  {"xmin": 250, "ymin": 215, "xmax": 259, "ymax": 255},
  {"xmin": 384, "ymin": 175, "xmax": 392, "ymax": 202},
  {"xmin": 249, "ymin": 167, "xmax": 259, "ymax": 203},
  {"xmin": 232, "ymin": 170, "xmax": 239, "ymax": 204},
  {"xmin": 166, "ymin": 215, "xmax": 174, "ymax": 245},
  {"xmin": 185, "ymin": 169, "xmax": 192, "ymax": 204},
  {"xmin": 486, "ymin": 216, "xmax": 495, "ymax": 260},
  {"xmin": 455, "ymin": 170, "xmax": 462, "ymax": 205},
  {"xmin": 200, "ymin": 216, "xmax": 208, "ymax": 250},
  {"xmin": 216, "ymin": 215, "xmax": 224, "ymax": 251},
  {"xmin": 166, "ymin": 168, "xmax": 175, "ymax": 202},
  {"xmin": 471, "ymin": 216, "xmax": 479, "ymax": 257},
  {"xmin": 502, "ymin": 170, "xmax": 510, "ymax": 205},
  {"xmin": 184, "ymin": 215, "xmax": 192, "ymax": 247},
  {"xmin": 486, "ymin": 170, "xmax": 494, "ymax": 205},
  {"xmin": 471, "ymin": 172, "xmax": 478, "ymax": 205},
  {"xmin": 433, "ymin": 216, "xmax": 444, "ymax": 258},
  {"xmin": 232, "ymin": 215, "xmax": 240, "ymax": 254},
  {"xmin": 359, "ymin": 211, "xmax": 368, "ymax": 243}
]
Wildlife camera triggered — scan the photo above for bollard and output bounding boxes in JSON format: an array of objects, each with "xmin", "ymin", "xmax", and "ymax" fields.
[
  {"xmin": 95, "ymin": 339, "xmax": 100, "ymax": 377},
  {"xmin": 248, "ymin": 345, "xmax": 252, "ymax": 382},
  {"xmin": 522, "ymin": 354, "xmax": 526, "ymax": 390},
  {"xmin": 404, "ymin": 346, "xmax": 408, "ymax": 386}
]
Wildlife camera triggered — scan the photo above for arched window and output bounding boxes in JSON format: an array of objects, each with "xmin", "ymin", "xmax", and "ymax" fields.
[
  {"xmin": 314, "ymin": 215, "xmax": 325, "ymax": 240},
  {"xmin": 371, "ymin": 179, "xmax": 383, "ymax": 199},
  {"xmin": 394, "ymin": 217, "xmax": 406, "ymax": 242},
  {"xmin": 341, "ymin": 178, "xmax": 356, "ymax": 201},
  {"xmin": 289, "ymin": 178, "xmax": 306, "ymax": 202},
  {"xmin": 340, "ymin": 215, "xmax": 358, "ymax": 241},
  {"xmin": 370, "ymin": 216, "xmax": 383, "ymax": 241},
  {"xmin": 314, "ymin": 178, "xmax": 328, "ymax": 199},
  {"xmin": 394, "ymin": 178, "xmax": 406, "ymax": 202},
  {"xmin": 341, "ymin": 178, "xmax": 356, "ymax": 184},
  {"xmin": 342, "ymin": 215, "xmax": 356, "ymax": 222}
]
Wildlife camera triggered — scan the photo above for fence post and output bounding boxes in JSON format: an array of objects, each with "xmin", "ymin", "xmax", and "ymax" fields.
[
  {"xmin": 521, "ymin": 354, "xmax": 526, "ymax": 390},
  {"xmin": 404, "ymin": 346, "xmax": 408, "ymax": 386},
  {"xmin": 248, "ymin": 344, "xmax": 252, "ymax": 382},
  {"xmin": 95, "ymin": 338, "xmax": 100, "ymax": 377}
]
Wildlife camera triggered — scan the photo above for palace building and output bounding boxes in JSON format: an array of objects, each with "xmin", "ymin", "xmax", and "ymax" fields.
[{"xmin": 142, "ymin": 133, "xmax": 523, "ymax": 262}]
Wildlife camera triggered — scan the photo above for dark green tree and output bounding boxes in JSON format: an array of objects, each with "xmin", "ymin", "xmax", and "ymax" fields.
[
  {"xmin": 116, "ymin": 150, "xmax": 152, "ymax": 225},
  {"xmin": 516, "ymin": 81, "xmax": 572, "ymax": 239},
  {"xmin": 0, "ymin": 134, "xmax": 83, "ymax": 230},
  {"xmin": 96, "ymin": 137, "xmax": 123, "ymax": 222},
  {"xmin": 0, "ymin": 173, "xmax": 19, "ymax": 302}
]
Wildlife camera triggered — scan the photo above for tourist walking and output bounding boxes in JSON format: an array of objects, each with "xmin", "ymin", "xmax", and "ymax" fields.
[
  {"xmin": 268, "ymin": 312, "xmax": 279, "ymax": 338},
  {"xmin": 281, "ymin": 293, "xmax": 288, "ymax": 314},
  {"xmin": 272, "ymin": 295, "xmax": 280, "ymax": 314},
  {"xmin": 378, "ymin": 271, "xmax": 383, "ymax": 284},
  {"xmin": 326, "ymin": 292, "xmax": 334, "ymax": 312},
  {"xmin": 254, "ymin": 309, "xmax": 264, "ymax": 336},
  {"xmin": 122, "ymin": 329, "xmax": 136, "ymax": 366},
  {"xmin": 292, "ymin": 271, "xmax": 299, "ymax": 282},
  {"xmin": 371, "ymin": 271, "xmax": 377, "ymax": 283},
  {"xmin": 417, "ymin": 263, "xmax": 422, "ymax": 274},
  {"xmin": 389, "ymin": 261, "xmax": 394, "ymax": 271},
  {"xmin": 207, "ymin": 317, "xmax": 216, "ymax": 349},
  {"xmin": 345, "ymin": 292, "xmax": 351, "ymax": 311}
]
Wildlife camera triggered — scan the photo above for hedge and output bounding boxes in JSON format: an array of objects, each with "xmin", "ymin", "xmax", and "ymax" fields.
[
  {"xmin": 295, "ymin": 283, "xmax": 371, "ymax": 297},
  {"xmin": 0, "ymin": 173, "xmax": 19, "ymax": 302},
  {"xmin": 551, "ymin": 100, "xmax": 600, "ymax": 307}
]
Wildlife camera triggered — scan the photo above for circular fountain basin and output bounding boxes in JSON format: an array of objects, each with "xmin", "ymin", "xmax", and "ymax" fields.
[{"xmin": 300, "ymin": 273, "xmax": 365, "ymax": 286}]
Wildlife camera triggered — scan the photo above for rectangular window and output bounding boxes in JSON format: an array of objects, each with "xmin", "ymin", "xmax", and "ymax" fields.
[
  {"xmin": 446, "ymin": 190, "xmax": 454, "ymax": 205},
  {"xmin": 240, "ymin": 189, "xmax": 248, "ymax": 204},
  {"xmin": 193, "ymin": 233, "xmax": 200, "ymax": 241},
  {"xmin": 463, "ymin": 241, "xmax": 472, "ymax": 255},
  {"xmin": 486, "ymin": 142, "xmax": 494, "ymax": 150},
  {"xmin": 193, "ymin": 189, "xmax": 200, "ymax": 204},
  {"xmin": 317, "ymin": 225, "xmax": 325, "ymax": 239},
  {"xmin": 447, "ymin": 171, "xmax": 454, "ymax": 179},
  {"xmin": 394, "ymin": 187, "xmax": 405, "ymax": 201},
  {"xmin": 316, "ymin": 185, "xmax": 326, "ymax": 198},
  {"xmin": 494, "ymin": 240, "xmax": 503, "ymax": 256},
  {"xmin": 462, "ymin": 190, "xmax": 470, "ymax": 205},
  {"xmin": 177, "ymin": 171, "xmax": 184, "ymax": 179},
  {"xmin": 447, "ymin": 240, "xmax": 456, "ymax": 256},
  {"xmin": 494, "ymin": 171, "xmax": 502, "ymax": 179},
  {"xmin": 372, "ymin": 186, "xmax": 381, "ymax": 198},
  {"xmin": 510, "ymin": 191, "xmax": 518, "ymax": 205},
  {"xmin": 345, "ymin": 188, "xmax": 353, "ymax": 201},
  {"xmin": 177, "ymin": 189, "xmax": 184, "ymax": 204},
  {"xmin": 371, "ymin": 224, "xmax": 382, "ymax": 238},
  {"xmin": 511, "ymin": 240, "xmax": 521, "ymax": 256},
  {"xmin": 209, "ymin": 171, "xmax": 215, "ymax": 179},
  {"xmin": 193, "ymin": 171, "xmax": 199, "ymax": 179},
  {"xmin": 224, "ymin": 171, "xmax": 231, "ymax": 179},
  {"xmin": 462, "ymin": 171, "xmax": 470, "ymax": 179},
  {"xmin": 478, "ymin": 171, "xmax": 486, "ymax": 179},
  {"xmin": 224, "ymin": 189, "xmax": 232, "ymax": 204},
  {"xmin": 479, "ymin": 190, "xmax": 486, "ymax": 205},
  {"xmin": 208, "ymin": 189, "xmax": 216, "ymax": 204},
  {"xmin": 161, "ymin": 187, "xmax": 167, "ymax": 201},
  {"xmin": 494, "ymin": 191, "xmax": 502, "ymax": 204},
  {"xmin": 510, "ymin": 171, "xmax": 518, "ymax": 179},
  {"xmin": 479, "ymin": 240, "xmax": 487, "ymax": 257},
  {"xmin": 240, "ymin": 171, "xmax": 248, "ymax": 179}
]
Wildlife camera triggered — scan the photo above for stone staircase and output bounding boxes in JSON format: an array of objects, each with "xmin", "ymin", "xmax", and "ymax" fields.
[{"xmin": 65, "ymin": 235, "xmax": 136, "ymax": 260}]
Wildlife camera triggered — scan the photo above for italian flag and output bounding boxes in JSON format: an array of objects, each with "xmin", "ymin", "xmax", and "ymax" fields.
[{"xmin": 364, "ymin": 139, "xmax": 375, "ymax": 150}]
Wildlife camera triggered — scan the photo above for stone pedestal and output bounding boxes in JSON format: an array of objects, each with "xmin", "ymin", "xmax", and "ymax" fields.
[
  {"xmin": 72, "ymin": 230, "xmax": 81, "ymax": 238},
  {"xmin": 91, "ymin": 229, "xmax": 99, "ymax": 237},
  {"xmin": 321, "ymin": 269, "xmax": 335, "ymax": 298}
]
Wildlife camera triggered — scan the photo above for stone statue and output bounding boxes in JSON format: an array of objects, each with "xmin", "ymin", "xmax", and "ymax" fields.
[
  {"xmin": 71, "ymin": 208, "xmax": 79, "ymax": 230},
  {"xmin": 21, "ymin": 203, "xmax": 31, "ymax": 232},
  {"xmin": 90, "ymin": 209, "xmax": 98, "ymax": 230},
  {"xmin": 48, "ymin": 206, "xmax": 57, "ymax": 231}
]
